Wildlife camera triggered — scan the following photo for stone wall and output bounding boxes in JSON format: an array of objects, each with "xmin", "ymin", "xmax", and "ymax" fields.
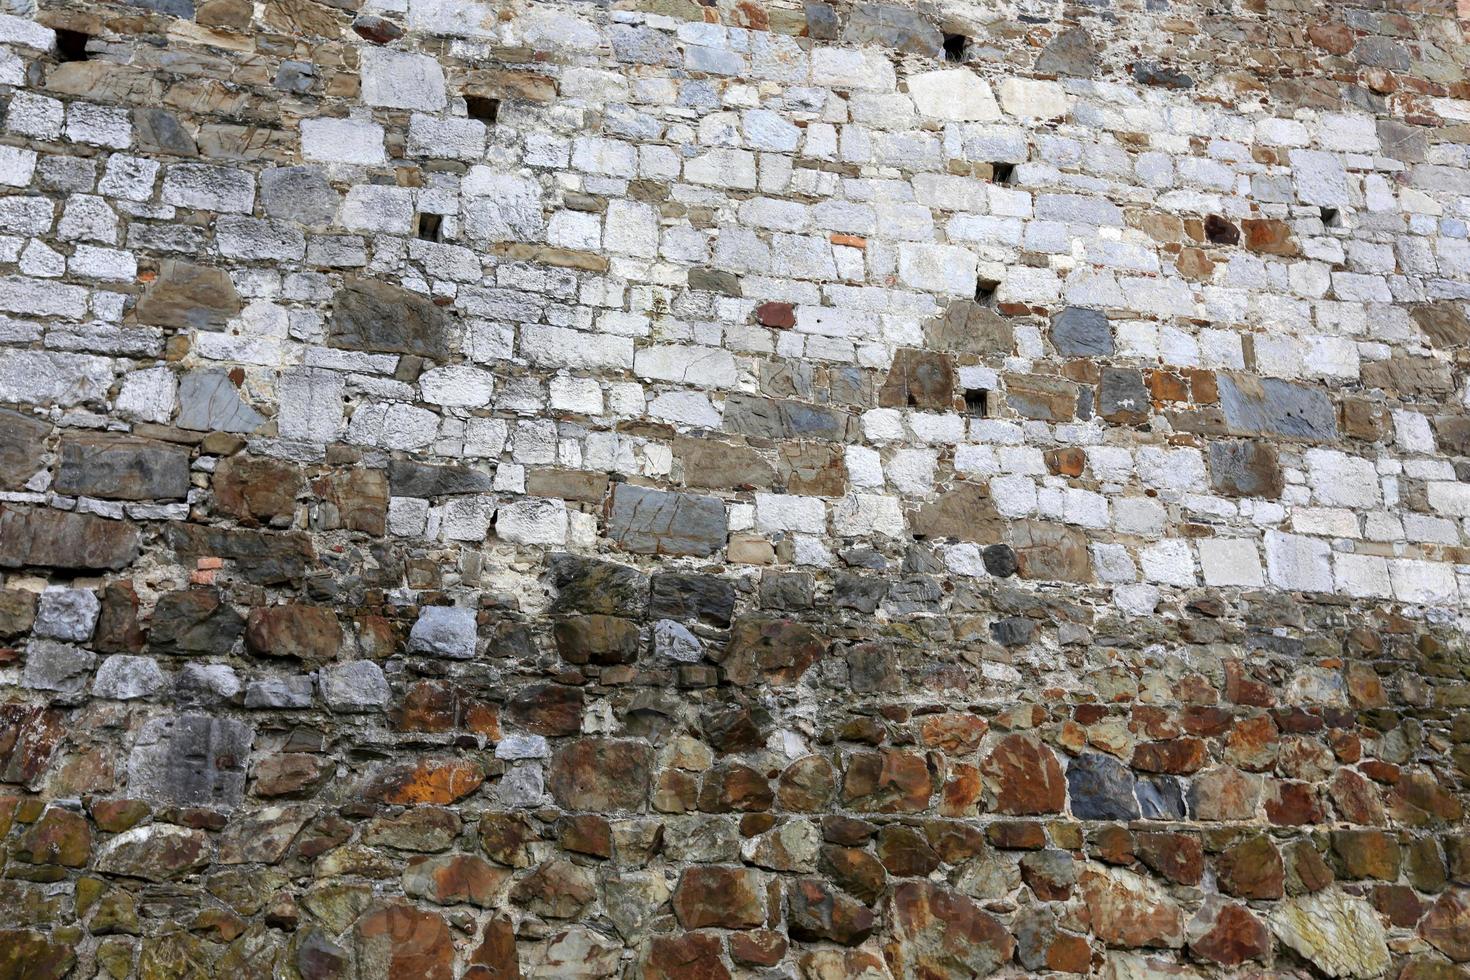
[{"xmin": 1, "ymin": 0, "xmax": 1469, "ymax": 976}]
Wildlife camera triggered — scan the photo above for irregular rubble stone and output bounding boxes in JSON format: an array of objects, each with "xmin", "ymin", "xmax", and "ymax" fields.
[
  {"xmin": 886, "ymin": 881, "xmax": 1014, "ymax": 977},
  {"xmin": 1269, "ymin": 888, "xmax": 1390, "ymax": 978}
]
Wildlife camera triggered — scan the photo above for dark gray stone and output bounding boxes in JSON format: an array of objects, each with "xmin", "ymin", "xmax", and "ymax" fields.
[
  {"xmin": 244, "ymin": 676, "xmax": 314, "ymax": 709},
  {"xmin": 1218, "ymin": 373, "xmax": 1337, "ymax": 441},
  {"xmin": 149, "ymin": 589, "xmax": 245, "ymax": 656},
  {"xmin": 1098, "ymin": 368, "xmax": 1150, "ymax": 424},
  {"xmin": 133, "ymin": 108, "xmax": 199, "ymax": 157},
  {"xmin": 0, "ymin": 409, "xmax": 49, "ymax": 490},
  {"xmin": 176, "ymin": 370, "xmax": 266, "ymax": 433},
  {"xmin": 407, "ymin": 606, "xmax": 477, "ymax": 659},
  {"xmin": 21, "ymin": 640, "xmax": 95, "ymax": 694},
  {"xmin": 833, "ymin": 572, "xmax": 887, "ymax": 613},
  {"xmin": 649, "ymin": 572, "xmax": 734, "ymax": 627},
  {"xmin": 1036, "ymin": 27, "xmax": 1100, "ymax": 77},
  {"xmin": 1209, "ymin": 441, "xmax": 1284, "ymax": 499},
  {"xmin": 92, "ymin": 655, "xmax": 166, "ymax": 700},
  {"xmin": 55, "ymin": 436, "xmax": 191, "ymax": 501},
  {"xmin": 1050, "ymin": 307, "xmax": 1113, "ymax": 357},
  {"xmin": 328, "ymin": 279, "xmax": 451, "ymax": 358},
  {"xmin": 1066, "ymin": 753, "xmax": 1140, "ymax": 820},
  {"xmin": 125, "ymin": 0, "xmax": 195, "ymax": 20},
  {"xmin": 0, "ymin": 508, "xmax": 140, "ymax": 571},
  {"xmin": 260, "ymin": 166, "xmax": 339, "ymax": 226},
  {"xmin": 1131, "ymin": 61, "xmax": 1194, "ymax": 89},
  {"xmin": 983, "ymin": 544, "xmax": 1018, "ymax": 578},
  {"xmin": 923, "ymin": 300, "xmax": 1014, "ymax": 357},
  {"xmin": 803, "ymin": 0, "xmax": 839, "ymax": 40},
  {"xmin": 549, "ymin": 554, "xmax": 649, "ymax": 617},
  {"xmin": 126, "ymin": 714, "xmax": 254, "ymax": 807},
  {"xmin": 388, "ymin": 458, "xmax": 494, "ymax": 497},
  {"xmin": 844, "ymin": 2, "xmax": 942, "ymax": 57},
  {"xmin": 990, "ymin": 616, "xmax": 1036, "ymax": 647},
  {"xmin": 724, "ymin": 393, "xmax": 856, "ymax": 442},
  {"xmin": 607, "ymin": 484, "xmax": 727, "ymax": 558}
]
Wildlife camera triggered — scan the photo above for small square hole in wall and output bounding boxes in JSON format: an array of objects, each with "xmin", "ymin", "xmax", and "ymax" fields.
[
  {"xmin": 416, "ymin": 213, "xmax": 443, "ymax": 243},
  {"xmin": 1320, "ymin": 207, "xmax": 1341, "ymax": 228},
  {"xmin": 942, "ymin": 33, "xmax": 968, "ymax": 62},
  {"xmin": 465, "ymin": 95, "xmax": 500, "ymax": 124},
  {"xmin": 975, "ymin": 277, "xmax": 1000, "ymax": 306},
  {"xmin": 964, "ymin": 388, "xmax": 990, "ymax": 417},
  {"xmin": 55, "ymin": 29, "xmax": 90, "ymax": 62},
  {"xmin": 990, "ymin": 162, "xmax": 1015, "ymax": 184}
]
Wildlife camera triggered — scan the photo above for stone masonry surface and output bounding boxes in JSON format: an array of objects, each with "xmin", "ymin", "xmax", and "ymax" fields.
[{"xmin": 0, "ymin": 0, "xmax": 1469, "ymax": 976}]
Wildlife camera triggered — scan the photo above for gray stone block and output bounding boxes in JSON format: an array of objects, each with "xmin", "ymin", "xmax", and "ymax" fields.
[
  {"xmin": 408, "ymin": 605, "xmax": 477, "ymax": 659},
  {"xmin": 607, "ymin": 484, "xmax": 727, "ymax": 558},
  {"xmin": 126, "ymin": 713, "xmax": 254, "ymax": 807},
  {"xmin": 1218, "ymin": 372, "xmax": 1337, "ymax": 441}
]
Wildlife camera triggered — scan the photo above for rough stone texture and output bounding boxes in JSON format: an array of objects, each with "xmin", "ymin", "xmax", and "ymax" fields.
[{"xmin": 0, "ymin": 0, "xmax": 1467, "ymax": 976}]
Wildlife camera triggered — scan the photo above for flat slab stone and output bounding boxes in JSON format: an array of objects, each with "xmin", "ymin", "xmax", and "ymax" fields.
[
  {"xmin": 0, "ymin": 408, "xmax": 49, "ymax": 490},
  {"xmin": 0, "ymin": 508, "xmax": 140, "ymax": 571},
  {"xmin": 607, "ymin": 484, "xmax": 727, "ymax": 558},
  {"xmin": 175, "ymin": 370, "xmax": 265, "ymax": 434},
  {"xmin": 328, "ymin": 279, "xmax": 451, "ymax": 358},
  {"xmin": 1218, "ymin": 372, "xmax": 1337, "ymax": 441},
  {"xmin": 133, "ymin": 260, "xmax": 241, "ymax": 329},
  {"xmin": 55, "ymin": 435, "xmax": 191, "ymax": 501}
]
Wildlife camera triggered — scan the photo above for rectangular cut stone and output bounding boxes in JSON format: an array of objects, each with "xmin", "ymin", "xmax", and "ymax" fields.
[
  {"xmin": 725, "ymin": 393, "xmax": 857, "ymax": 442},
  {"xmin": 607, "ymin": 484, "xmax": 726, "ymax": 558},
  {"xmin": 0, "ymin": 508, "xmax": 140, "ymax": 570},
  {"xmin": 126, "ymin": 714, "xmax": 254, "ymax": 809},
  {"xmin": 1218, "ymin": 373, "xmax": 1337, "ymax": 442},
  {"xmin": 56, "ymin": 436, "xmax": 190, "ymax": 501}
]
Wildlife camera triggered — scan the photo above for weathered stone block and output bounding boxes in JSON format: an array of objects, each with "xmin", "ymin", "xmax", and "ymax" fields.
[
  {"xmin": 607, "ymin": 484, "xmax": 726, "ymax": 557},
  {"xmin": 328, "ymin": 279, "xmax": 450, "ymax": 358},
  {"xmin": 126, "ymin": 714, "xmax": 254, "ymax": 808},
  {"xmin": 0, "ymin": 507, "xmax": 140, "ymax": 571},
  {"xmin": 55, "ymin": 435, "xmax": 190, "ymax": 500}
]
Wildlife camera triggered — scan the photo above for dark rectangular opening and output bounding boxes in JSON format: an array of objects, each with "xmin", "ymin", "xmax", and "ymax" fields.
[
  {"xmin": 465, "ymin": 95, "xmax": 500, "ymax": 124},
  {"xmin": 1320, "ymin": 207, "xmax": 1340, "ymax": 228},
  {"xmin": 990, "ymin": 162, "xmax": 1015, "ymax": 184},
  {"xmin": 964, "ymin": 388, "xmax": 989, "ymax": 417},
  {"xmin": 55, "ymin": 29, "xmax": 90, "ymax": 62},
  {"xmin": 975, "ymin": 278, "xmax": 999, "ymax": 306},
  {"xmin": 416, "ymin": 213, "xmax": 443, "ymax": 243},
  {"xmin": 942, "ymin": 33, "xmax": 968, "ymax": 62}
]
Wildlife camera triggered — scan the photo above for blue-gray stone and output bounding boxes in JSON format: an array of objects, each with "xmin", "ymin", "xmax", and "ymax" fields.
[
  {"xmin": 176, "ymin": 370, "xmax": 265, "ymax": 434},
  {"xmin": 319, "ymin": 661, "xmax": 390, "ymax": 712},
  {"xmin": 1066, "ymin": 753, "xmax": 1140, "ymax": 820},
  {"xmin": 21, "ymin": 639, "xmax": 95, "ymax": 694},
  {"xmin": 1218, "ymin": 373, "xmax": 1337, "ymax": 442},
  {"xmin": 1051, "ymin": 307, "xmax": 1113, "ymax": 356},
  {"xmin": 607, "ymin": 484, "xmax": 727, "ymax": 558},
  {"xmin": 1136, "ymin": 776, "xmax": 1186, "ymax": 819}
]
